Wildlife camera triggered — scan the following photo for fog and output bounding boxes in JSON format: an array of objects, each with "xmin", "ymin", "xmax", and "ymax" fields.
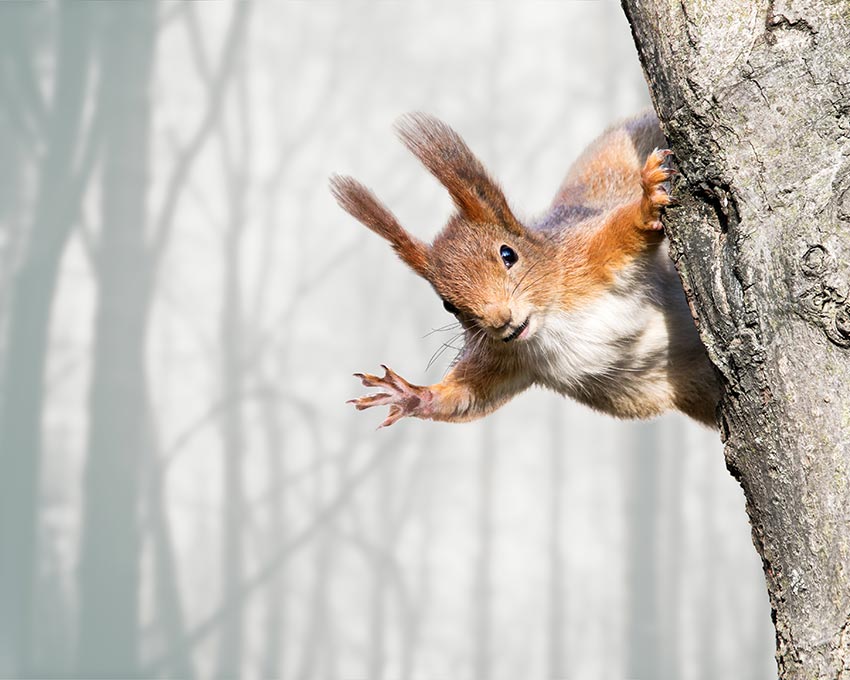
[{"xmin": 0, "ymin": 2, "xmax": 775, "ymax": 678}]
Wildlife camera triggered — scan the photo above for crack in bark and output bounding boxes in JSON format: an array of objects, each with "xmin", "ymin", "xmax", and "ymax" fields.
[
  {"xmin": 694, "ymin": 181, "xmax": 741, "ymax": 235},
  {"xmin": 836, "ymin": 614, "xmax": 850, "ymax": 679},
  {"xmin": 765, "ymin": 0, "xmax": 817, "ymax": 46}
]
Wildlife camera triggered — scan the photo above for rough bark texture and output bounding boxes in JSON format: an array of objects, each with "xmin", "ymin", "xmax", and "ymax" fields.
[{"xmin": 621, "ymin": 1, "xmax": 850, "ymax": 677}]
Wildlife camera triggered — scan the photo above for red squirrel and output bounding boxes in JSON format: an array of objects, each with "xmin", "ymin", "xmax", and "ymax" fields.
[{"xmin": 331, "ymin": 112, "xmax": 719, "ymax": 428}]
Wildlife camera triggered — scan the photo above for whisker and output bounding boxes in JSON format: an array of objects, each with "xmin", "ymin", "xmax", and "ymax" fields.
[
  {"xmin": 426, "ymin": 332, "xmax": 464, "ymax": 371},
  {"xmin": 423, "ymin": 322, "xmax": 461, "ymax": 338},
  {"xmin": 444, "ymin": 325, "xmax": 489, "ymax": 375},
  {"xmin": 512, "ymin": 261, "xmax": 540, "ymax": 297},
  {"xmin": 426, "ymin": 343, "xmax": 454, "ymax": 371},
  {"xmin": 427, "ymin": 318, "xmax": 504, "ymax": 377},
  {"xmin": 467, "ymin": 324, "xmax": 489, "ymax": 348},
  {"xmin": 518, "ymin": 270, "xmax": 551, "ymax": 297}
]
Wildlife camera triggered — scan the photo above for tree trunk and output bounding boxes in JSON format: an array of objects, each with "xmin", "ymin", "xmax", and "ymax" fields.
[
  {"xmin": 621, "ymin": 2, "xmax": 850, "ymax": 676},
  {"xmin": 626, "ymin": 424, "xmax": 660, "ymax": 679},
  {"xmin": 700, "ymin": 459, "xmax": 717, "ymax": 680},
  {"xmin": 259, "ymin": 391, "xmax": 287, "ymax": 680},
  {"xmin": 473, "ymin": 424, "xmax": 496, "ymax": 680},
  {"xmin": 215, "ymin": 87, "xmax": 249, "ymax": 680},
  {"xmin": 0, "ymin": 5, "xmax": 94, "ymax": 676},
  {"xmin": 546, "ymin": 401, "xmax": 567, "ymax": 680},
  {"xmin": 367, "ymin": 457, "xmax": 392, "ymax": 680},
  {"xmin": 147, "ymin": 410, "xmax": 196, "ymax": 680},
  {"xmin": 76, "ymin": 3, "xmax": 155, "ymax": 675}
]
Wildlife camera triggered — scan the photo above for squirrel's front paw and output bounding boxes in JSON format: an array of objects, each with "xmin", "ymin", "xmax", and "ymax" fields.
[
  {"xmin": 349, "ymin": 365, "xmax": 433, "ymax": 428},
  {"xmin": 640, "ymin": 148, "xmax": 675, "ymax": 231}
]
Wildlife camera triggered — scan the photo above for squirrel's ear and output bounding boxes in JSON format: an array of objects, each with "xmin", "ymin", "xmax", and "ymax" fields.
[
  {"xmin": 330, "ymin": 175, "xmax": 431, "ymax": 279},
  {"xmin": 395, "ymin": 113, "xmax": 524, "ymax": 236}
]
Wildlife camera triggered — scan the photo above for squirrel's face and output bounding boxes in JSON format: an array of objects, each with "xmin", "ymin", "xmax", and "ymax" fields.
[
  {"xmin": 331, "ymin": 113, "xmax": 557, "ymax": 344},
  {"xmin": 429, "ymin": 217, "xmax": 552, "ymax": 343}
]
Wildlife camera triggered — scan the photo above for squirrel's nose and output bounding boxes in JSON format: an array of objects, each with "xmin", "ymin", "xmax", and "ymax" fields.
[{"xmin": 483, "ymin": 303, "xmax": 512, "ymax": 329}]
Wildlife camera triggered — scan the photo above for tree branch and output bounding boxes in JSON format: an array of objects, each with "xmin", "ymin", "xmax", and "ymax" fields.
[
  {"xmin": 139, "ymin": 435, "xmax": 402, "ymax": 677},
  {"xmin": 150, "ymin": 0, "xmax": 251, "ymax": 261}
]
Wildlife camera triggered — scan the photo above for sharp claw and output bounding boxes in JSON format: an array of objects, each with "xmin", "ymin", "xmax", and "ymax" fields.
[
  {"xmin": 349, "ymin": 393, "xmax": 393, "ymax": 410},
  {"xmin": 378, "ymin": 364, "xmax": 403, "ymax": 391},
  {"xmin": 378, "ymin": 405, "xmax": 404, "ymax": 429},
  {"xmin": 350, "ymin": 365, "xmax": 425, "ymax": 427},
  {"xmin": 640, "ymin": 148, "xmax": 676, "ymax": 229},
  {"xmin": 380, "ymin": 364, "xmax": 395, "ymax": 383},
  {"xmin": 359, "ymin": 373, "xmax": 385, "ymax": 388}
]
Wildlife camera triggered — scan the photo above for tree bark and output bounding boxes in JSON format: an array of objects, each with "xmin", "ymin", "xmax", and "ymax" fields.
[{"xmin": 621, "ymin": 1, "xmax": 850, "ymax": 677}]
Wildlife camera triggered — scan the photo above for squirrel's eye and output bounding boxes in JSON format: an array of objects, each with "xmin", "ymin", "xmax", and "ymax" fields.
[
  {"xmin": 443, "ymin": 299, "xmax": 459, "ymax": 315},
  {"xmin": 499, "ymin": 245, "xmax": 518, "ymax": 268}
]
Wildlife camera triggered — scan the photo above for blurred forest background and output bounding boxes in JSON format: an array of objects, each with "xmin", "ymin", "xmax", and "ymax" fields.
[{"xmin": 0, "ymin": 2, "xmax": 777, "ymax": 679}]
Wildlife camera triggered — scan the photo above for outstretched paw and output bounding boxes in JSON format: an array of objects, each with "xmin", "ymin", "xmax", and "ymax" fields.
[
  {"xmin": 640, "ymin": 148, "xmax": 675, "ymax": 231},
  {"xmin": 348, "ymin": 365, "xmax": 433, "ymax": 428}
]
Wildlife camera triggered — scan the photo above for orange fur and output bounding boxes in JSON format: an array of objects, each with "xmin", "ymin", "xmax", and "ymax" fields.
[
  {"xmin": 336, "ymin": 112, "xmax": 719, "ymax": 428},
  {"xmin": 395, "ymin": 114, "xmax": 525, "ymax": 234},
  {"xmin": 329, "ymin": 175, "xmax": 430, "ymax": 277},
  {"xmin": 584, "ymin": 148, "xmax": 672, "ymax": 283}
]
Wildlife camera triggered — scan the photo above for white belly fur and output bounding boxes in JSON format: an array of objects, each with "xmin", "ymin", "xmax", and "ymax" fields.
[{"xmin": 517, "ymin": 252, "xmax": 694, "ymax": 416}]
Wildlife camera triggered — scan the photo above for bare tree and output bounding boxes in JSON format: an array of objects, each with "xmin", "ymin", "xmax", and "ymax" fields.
[
  {"xmin": 546, "ymin": 401, "xmax": 567, "ymax": 680},
  {"xmin": 699, "ymin": 457, "xmax": 717, "ymax": 680},
  {"xmin": 473, "ymin": 423, "xmax": 497, "ymax": 680},
  {"xmin": 626, "ymin": 424, "xmax": 660, "ymax": 679},
  {"xmin": 660, "ymin": 423, "xmax": 684, "ymax": 680},
  {"xmin": 145, "ymin": 405, "xmax": 197, "ymax": 680},
  {"xmin": 214, "ymin": 43, "xmax": 251, "ymax": 680},
  {"xmin": 139, "ymin": 430, "xmax": 401, "ymax": 678},
  {"xmin": 366, "ymin": 456, "xmax": 393, "ymax": 680},
  {"xmin": 622, "ymin": 1, "xmax": 850, "ymax": 676},
  {"xmin": 75, "ymin": 4, "xmax": 157, "ymax": 674},
  {"xmin": 76, "ymin": 3, "xmax": 249, "ymax": 675},
  {"xmin": 259, "ymin": 389, "xmax": 287, "ymax": 679},
  {"xmin": 0, "ymin": 5, "xmax": 97, "ymax": 676},
  {"xmin": 0, "ymin": 3, "xmax": 51, "ymax": 336}
]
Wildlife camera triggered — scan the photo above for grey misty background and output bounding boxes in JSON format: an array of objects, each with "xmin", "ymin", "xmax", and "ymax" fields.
[{"xmin": 0, "ymin": 2, "xmax": 775, "ymax": 679}]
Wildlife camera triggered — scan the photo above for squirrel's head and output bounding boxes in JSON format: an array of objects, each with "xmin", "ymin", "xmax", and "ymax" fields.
[{"xmin": 331, "ymin": 113, "xmax": 558, "ymax": 343}]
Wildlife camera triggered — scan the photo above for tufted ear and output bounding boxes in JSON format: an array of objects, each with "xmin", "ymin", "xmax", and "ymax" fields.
[
  {"xmin": 330, "ymin": 175, "xmax": 431, "ymax": 279},
  {"xmin": 395, "ymin": 113, "xmax": 524, "ymax": 235}
]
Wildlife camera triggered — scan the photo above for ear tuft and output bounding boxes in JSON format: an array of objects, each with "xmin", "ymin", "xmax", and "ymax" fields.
[
  {"xmin": 395, "ymin": 113, "xmax": 523, "ymax": 235},
  {"xmin": 329, "ymin": 174, "xmax": 431, "ymax": 279}
]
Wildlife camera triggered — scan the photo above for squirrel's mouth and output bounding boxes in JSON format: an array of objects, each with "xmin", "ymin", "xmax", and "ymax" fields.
[{"xmin": 502, "ymin": 317, "xmax": 530, "ymax": 343}]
